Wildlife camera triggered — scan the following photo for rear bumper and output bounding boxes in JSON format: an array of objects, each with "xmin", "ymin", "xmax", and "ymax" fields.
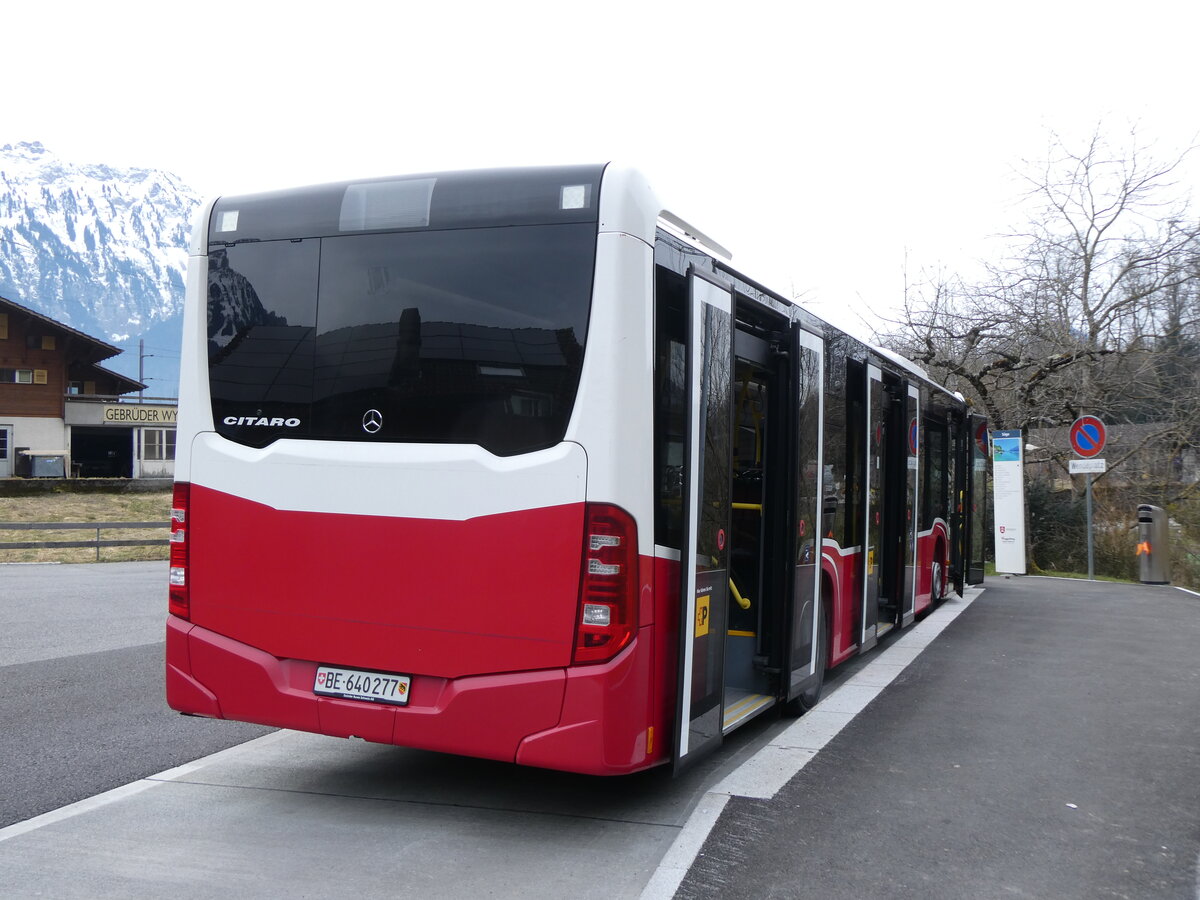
[{"xmin": 166, "ymin": 616, "xmax": 661, "ymax": 775}]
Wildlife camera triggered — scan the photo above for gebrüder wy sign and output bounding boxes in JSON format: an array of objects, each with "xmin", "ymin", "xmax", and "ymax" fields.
[{"xmin": 101, "ymin": 405, "xmax": 178, "ymax": 424}]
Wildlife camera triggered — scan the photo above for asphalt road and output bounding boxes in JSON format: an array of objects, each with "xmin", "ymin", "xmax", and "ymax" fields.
[
  {"xmin": 0, "ymin": 561, "xmax": 271, "ymax": 827},
  {"xmin": 675, "ymin": 578, "xmax": 1200, "ymax": 900}
]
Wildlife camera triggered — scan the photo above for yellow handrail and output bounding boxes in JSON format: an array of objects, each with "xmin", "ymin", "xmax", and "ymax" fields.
[{"xmin": 729, "ymin": 577, "xmax": 751, "ymax": 610}]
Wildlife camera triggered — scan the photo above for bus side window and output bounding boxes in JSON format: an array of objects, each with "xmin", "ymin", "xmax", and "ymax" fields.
[
  {"xmin": 822, "ymin": 338, "xmax": 848, "ymax": 544},
  {"xmin": 923, "ymin": 420, "xmax": 947, "ymax": 524},
  {"xmin": 654, "ymin": 265, "xmax": 688, "ymax": 549},
  {"xmin": 842, "ymin": 357, "xmax": 865, "ymax": 549}
]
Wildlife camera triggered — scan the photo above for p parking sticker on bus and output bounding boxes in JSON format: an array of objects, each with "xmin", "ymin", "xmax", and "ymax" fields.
[{"xmin": 694, "ymin": 595, "xmax": 710, "ymax": 637}]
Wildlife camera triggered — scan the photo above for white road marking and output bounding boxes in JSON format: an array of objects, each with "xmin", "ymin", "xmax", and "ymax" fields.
[
  {"xmin": 638, "ymin": 793, "xmax": 731, "ymax": 900},
  {"xmin": 0, "ymin": 730, "xmax": 290, "ymax": 844}
]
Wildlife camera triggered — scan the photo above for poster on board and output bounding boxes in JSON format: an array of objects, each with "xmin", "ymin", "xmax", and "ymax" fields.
[{"xmin": 991, "ymin": 429, "xmax": 1027, "ymax": 574}]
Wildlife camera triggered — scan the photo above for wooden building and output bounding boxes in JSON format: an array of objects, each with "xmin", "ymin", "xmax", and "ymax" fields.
[{"xmin": 0, "ymin": 294, "xmax": 175, "ymax": 478}]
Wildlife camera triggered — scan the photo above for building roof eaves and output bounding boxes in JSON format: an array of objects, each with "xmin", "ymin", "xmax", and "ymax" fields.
[
  {"xmin": 90, "ymin": 362, "xmax": 146, "ymax": 394},
  {"xmin": 0, "ymin": 294, "xmax": 124, "ymax": 360}
]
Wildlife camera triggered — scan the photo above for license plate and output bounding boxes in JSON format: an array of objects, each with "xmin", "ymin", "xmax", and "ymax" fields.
[{"xmin": 313, "ymin": 665, "xmax": 411, "ymax": 706}]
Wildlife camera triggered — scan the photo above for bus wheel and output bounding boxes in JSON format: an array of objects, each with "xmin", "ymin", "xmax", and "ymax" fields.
[
  {"xmin": 786, "ymin": 603, "xmax": 829, "ymax": 715},
  {"xmin": 931, "ymin": 556, "xmax": 945, "ymax": 607}
]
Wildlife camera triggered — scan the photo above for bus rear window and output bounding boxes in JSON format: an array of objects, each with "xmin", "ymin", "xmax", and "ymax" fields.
[{"xmin": 207, "ymin": 223, "xmax": 595, "ymax": 455}]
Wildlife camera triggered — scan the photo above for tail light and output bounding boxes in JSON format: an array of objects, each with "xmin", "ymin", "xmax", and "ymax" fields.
[
  {"xmin": 573, "ymin": 503, "xmax": 638, "ymax": 665},
  {"xmin": 168, "ymin": 482, "xmax": 190, "ymax": 619}
]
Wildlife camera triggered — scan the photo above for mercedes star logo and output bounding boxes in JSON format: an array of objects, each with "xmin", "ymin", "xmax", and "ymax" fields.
[{"xmin": 362, "ymin": 409, "xmax": 383, "ymax": 434}]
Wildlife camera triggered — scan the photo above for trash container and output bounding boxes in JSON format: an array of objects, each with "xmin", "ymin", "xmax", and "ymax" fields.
[
  {"xmin": 28, "ymin": 454, "xmax": 65, "ymax": 478},
  {"xmin": 13, "ymin": 448, "xmax": 31, "ymax": 477},
  {"xmin": 1136, "ymin": 504, "xmax": 1171, "ymax": 584}
]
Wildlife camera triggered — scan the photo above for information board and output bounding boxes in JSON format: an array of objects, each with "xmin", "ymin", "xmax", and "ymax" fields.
[{"xmin": 991, "ymin": 429, "xmax": 1026, "ymax": 574}]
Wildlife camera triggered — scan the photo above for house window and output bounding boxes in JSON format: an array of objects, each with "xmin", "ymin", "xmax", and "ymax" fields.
[
  {"xmin": 0, "ymin": 313, "xmax": 8, "ymax": 339},
  {"xmin": 143, "ymin": 429, "xmax": 176, "ymax": 461},
  {"xmin": 0, "ymin": 368, "xmax": 34, "ymax": 384},
  {"xmin": 26, "ymin": 334, "xmax": 55, "ymax": 350},
  {"xmin": 68, "ymin": 381, "xmax": 83, "ymax": 395}
]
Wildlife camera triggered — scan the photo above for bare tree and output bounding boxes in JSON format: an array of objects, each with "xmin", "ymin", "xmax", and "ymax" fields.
[
  {"xmin": 882, "ymin": 128, "xmax": 1200, "ymax": 445},
  {"xmin": 882, "ymin": 128, "xmax": 1200, "ymax": 582}
]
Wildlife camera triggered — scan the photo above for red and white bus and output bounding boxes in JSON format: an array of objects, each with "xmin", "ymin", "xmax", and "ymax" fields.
[{"xmin": 166, "ymin": 164, "xmax": 986, "ymax": 774}]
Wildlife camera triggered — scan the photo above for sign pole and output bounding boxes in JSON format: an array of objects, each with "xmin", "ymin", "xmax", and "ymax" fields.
[
  {"xmin": 1068, "ymin": 415, "xmax": 1107, "ymax": 582},
  {"xmin": 1085, "ymin": 474, "xmax": 1094, "ymax": 580}
]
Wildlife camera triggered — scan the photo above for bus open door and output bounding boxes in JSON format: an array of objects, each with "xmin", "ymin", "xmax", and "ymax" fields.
[
  {"xmin": 673, "ymin": 269, "xmax": 734, "ymax": 773},
  {"xmin": 779, "ymin": 326, "xmax": 828, "ymax": 711}
]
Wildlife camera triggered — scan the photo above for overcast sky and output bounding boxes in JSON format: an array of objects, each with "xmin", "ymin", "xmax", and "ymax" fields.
[{"xmin": 5, "ymin": 0, "xmax": 1199, "ymax": 339}]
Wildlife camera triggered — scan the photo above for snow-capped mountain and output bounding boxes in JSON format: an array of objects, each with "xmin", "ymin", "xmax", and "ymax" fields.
[{"xmin": 0, "ymin": 141, "xmax": 201, "ymax": 392}]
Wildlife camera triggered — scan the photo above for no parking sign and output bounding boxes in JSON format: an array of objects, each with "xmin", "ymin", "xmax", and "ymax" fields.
[{"xmin": 1069, "ymin": 415, "xmax": 1107, "ymax": 458}]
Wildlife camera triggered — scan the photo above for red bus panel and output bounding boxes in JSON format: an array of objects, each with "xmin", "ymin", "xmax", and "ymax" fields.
[{"xmin": 187, "ymin": 485, "xmax": 585, "ymax": 679}]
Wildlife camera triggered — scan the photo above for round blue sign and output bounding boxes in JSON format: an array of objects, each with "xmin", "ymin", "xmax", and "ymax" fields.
[{"xmin": 1069, "ymin": 415, "xmax": 1107, "ymax": 458}]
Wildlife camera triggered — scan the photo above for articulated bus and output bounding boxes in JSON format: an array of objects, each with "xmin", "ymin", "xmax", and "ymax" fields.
[{"xmin": 166, "ymin": 164, "xmax": 987, "ymax": 775}]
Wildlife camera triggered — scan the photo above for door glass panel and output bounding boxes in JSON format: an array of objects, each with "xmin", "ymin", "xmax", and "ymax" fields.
[
  {"xmin": 675, "ymin": 274, "xmax": 733, "ymax": 767},
  {"xmin": 951, "ymin": 424, "xmax": 968, "ymax": 594},
  {"xmin": 789, "ymin": 334, "xmax": 823, "ymax": 692},
  {"xmin": 970, "ymin": 416, "xmax": 988, "ymax": 584},
  {"xmin": 903, "ymin": 390, "xmax": 919, "ymax": 615},
  {"xmin": 862, "ymin": 371, "xmax": 885, "ymax": 642}
]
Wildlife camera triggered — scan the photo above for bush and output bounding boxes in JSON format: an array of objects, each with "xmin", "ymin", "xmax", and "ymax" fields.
[
  {"xmin": 1167, "ymin": 495, "xmax": 1200, "ymax": 590},
  {"xmin": 1025, "ymin": 477, "xmax": 1140, "ymax": 580}
]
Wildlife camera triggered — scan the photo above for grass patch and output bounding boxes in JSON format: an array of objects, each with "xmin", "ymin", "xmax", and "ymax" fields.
[
  {"xmin": 0, "ymin": 491, "xmax": 171, "ymax": 563},
  {"xmin": 1031, "ymin": 570, "xmax": 1135, "ymax": 584},
  {"xmin": 984, "ymin": 561, "xmax": 1134, "ymax": 584}
]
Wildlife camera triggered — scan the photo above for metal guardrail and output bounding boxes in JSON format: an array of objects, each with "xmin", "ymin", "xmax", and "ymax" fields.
[{"xmin": 0, "ymin": 521, "xmax": 167, "ymax": 561}]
